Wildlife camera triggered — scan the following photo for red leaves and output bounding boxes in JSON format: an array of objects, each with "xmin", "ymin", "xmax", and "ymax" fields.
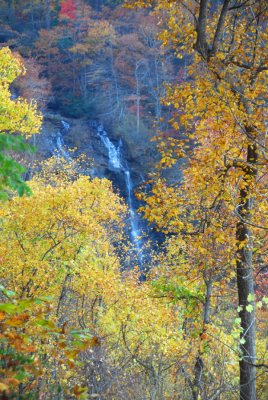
[{"xmin": 60, "ymin": 0, "xmax": 76, "ymax": 20}]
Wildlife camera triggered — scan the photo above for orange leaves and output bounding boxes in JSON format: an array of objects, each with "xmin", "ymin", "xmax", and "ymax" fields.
[
  {"xmin": 0, "ymin": 277, "xmax": 105, "ymax": 396},
  {"xmin": 4, "ymin": 313, "xmax": 30, "ymax": 327},
  {"xmin": 0, "ymin": 296, "xmax": 44, "ymax": 396},
  {"xmin": 89, "ymin": 336, "xmax": 101, "ymax": 347},
  {"xmin": 70, "ymin": 20, "xmax": 115, "ymax": 57},
  {"xmin": 73, "ymin": 385, "xmax": 88, "ymax": 398}
]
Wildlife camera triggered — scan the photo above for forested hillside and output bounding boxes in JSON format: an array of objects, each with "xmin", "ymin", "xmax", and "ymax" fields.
[{"xmin": 0, "ymin": 1, "xmax": 267, "ymax": 399}]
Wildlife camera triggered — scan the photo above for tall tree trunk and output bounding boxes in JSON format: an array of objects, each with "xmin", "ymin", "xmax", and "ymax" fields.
[
  {"xmin": 194, "ymin": 1, "xmax": 257, "ymax": 396},
  {"xmin": 236, "ymin": 143, "xmax": 257, "ymax": 400},
  {"xmin": 195, "ymin": 0, "xmax": 209, "ymax": 58}
]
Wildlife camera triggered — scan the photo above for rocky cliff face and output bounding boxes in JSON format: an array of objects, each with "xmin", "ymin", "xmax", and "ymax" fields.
[{"xmin": 36, "ymin": 112, "xmax": 158, "ymax": 192}]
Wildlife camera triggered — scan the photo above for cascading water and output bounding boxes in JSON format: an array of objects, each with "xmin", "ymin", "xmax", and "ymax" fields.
[
  {"xmin": 61, "ymin": 120, "xmax": 70, "ymax": 131},
  {"xmin": 98, "ymin": 124, "xmax": 121, "ymax": 170},
  {"xmin": 124, "ymin": 170, "xmax": 143, "ymax": 266},
  {"xmin": 56, "ymin": 121, "xmax": 71, "ymax": 160},
  {"xmin": 97, "ymin": 123, "xmax": 143, "ymax": 266}
]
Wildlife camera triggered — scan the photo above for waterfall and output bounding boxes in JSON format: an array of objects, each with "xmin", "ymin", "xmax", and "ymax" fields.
[
  {"xmin": 124, "ymin": 170, "xmax": 143, "ymax": 266},
  {"xmin": 61, "ymin": 120, "xmax": 70, "ymax": 131},
  {"xmin": 97, "ymin": 123, "xmax": 143, "ymax": 266},
  {"xmin": 98, "ymin": 126, "xmax": 122, "ymax": 170},
  {"xmin": 56, "ymin": 120, "xmax": 71, "ymax": 160}
]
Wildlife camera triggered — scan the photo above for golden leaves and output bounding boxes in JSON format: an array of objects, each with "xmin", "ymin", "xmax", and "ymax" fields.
[{"xmin": 0, "ymin": 47, "xmax": 42, "ymax": 138}]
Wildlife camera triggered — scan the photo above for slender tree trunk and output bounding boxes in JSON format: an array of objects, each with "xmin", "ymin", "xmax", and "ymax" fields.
[
  {"xmin": 192, "ymin": 356, "xmax": 204, "ymax": 400},
  {"xmin": 236, "ymin": 143, "xmax": 257, "ymax": 400},
  {"xmin": 135, "ymin": 63, "xmax": 140, "ymax": 137},
  {"xmin": 192, "ymin": 278, "xmax": 212, "ymax": 400},
  {"xmin": 45, "ymin": 0, "xmax": 51, "ymax": 30},
  {"xmin": 211, "ymin": 0, "xmax": 231, "ymax": 55},
  {"xmin": 110, "ymin": 40, "xmax": 120, "ymax": 113},
  {"xmin": 154, "ymin": 56, "xmax": 161, "ymax": 124}
]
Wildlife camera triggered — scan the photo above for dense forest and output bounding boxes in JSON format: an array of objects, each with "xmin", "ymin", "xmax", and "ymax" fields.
[{"xmin": 0, "ymin": 1, "xmax": 267, "ymax": 399}]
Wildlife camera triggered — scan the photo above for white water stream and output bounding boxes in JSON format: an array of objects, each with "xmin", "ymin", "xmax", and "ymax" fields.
[
  {"xmin": 97, "ymin": 124, "xmax": 143, "ymax": 266},
  {"xmin": 56, "ymin": 121, "xmax": 71, "ymax": 160}
]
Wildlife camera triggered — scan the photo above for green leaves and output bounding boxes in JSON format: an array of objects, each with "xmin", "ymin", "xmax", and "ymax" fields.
[
  {"xmin": 0, "ymin": 134, "xmax": 37, "ymax": 199},
  {"xmin": 0, "ymin": 47, "xmax": 41, "ymax": 199},
  {"xmin": 0, "ymin": 285, "xmax": 16, "ymax": 298},
  {"xmin": 247, "ymin": 294, "xmax": 255, "ymax": 302},
  {"xmin": 35, "ymin": 318, "xmax": 56, "ymax": 329},
  {"xmin": 0, "ymin": 303, "xmax": 18, "ymax": 313},
  {"xmin": 246, "ymin": 304, "xmax": 253, "ymax": 313},
  {"xmin": 263, "ymin": 297, "xmax": 268, "ymax": 306},
  {"xmin": 151, "ymin": 280, "xmax": 204, "ymax": 304}
]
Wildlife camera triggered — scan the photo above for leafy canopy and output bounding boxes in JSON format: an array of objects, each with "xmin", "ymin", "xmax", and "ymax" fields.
[{"xmin": 0, "ymin": 47, "xmax": 42, "ymax": 199}]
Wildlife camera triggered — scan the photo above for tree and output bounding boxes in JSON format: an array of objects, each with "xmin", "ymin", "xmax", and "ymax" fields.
[
  {"xmin": 60, "ymin": 0, "xmax": 76, "ymax": 20},
  {"xmin": 0, "ymin": 0, "xmax": 59, "ymax": 45},
  {"xmin": 129, "ymin": 1, "xmax": 268, "ymax": 399},
  {"xmin": 0, "ymin": 47, "xmax": 42, "ymax": 199},
  {"xmin": 35, "ymin": 1, "xmax": 117, "ymax": 116},
  {"xmin": 0, "ymin": 155, "xmax": 200, "ymax": 398},
  {"xmin": 0, "ymin": 156, "xmax": 127, "ymax": 397},
  {"xmin": 14, "ymin": 56, "xmax": 52, "ymax": 110}
]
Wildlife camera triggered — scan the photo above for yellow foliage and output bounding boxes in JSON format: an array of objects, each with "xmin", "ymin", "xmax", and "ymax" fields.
[{"xmin": 0, "ymin": 47, "xmax": 42, "ymax": 137}]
